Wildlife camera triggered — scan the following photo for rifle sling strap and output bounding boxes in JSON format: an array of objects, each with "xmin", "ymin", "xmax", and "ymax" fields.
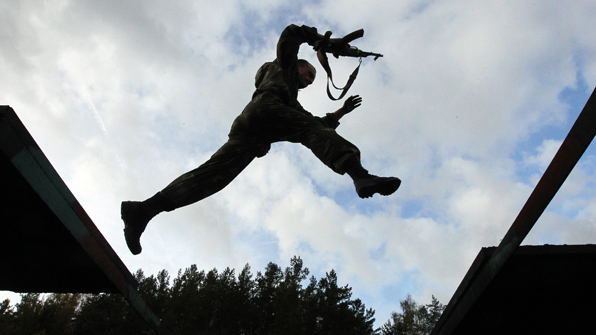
[{"xmin": 316, "ymin": 50, "xmax": 361, "ymax": 101}]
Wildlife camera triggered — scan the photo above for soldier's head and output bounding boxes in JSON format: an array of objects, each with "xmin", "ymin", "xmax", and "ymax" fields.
[{"xmin": 297, "ymin": 59, "xmax": 316, "ymax": 89}]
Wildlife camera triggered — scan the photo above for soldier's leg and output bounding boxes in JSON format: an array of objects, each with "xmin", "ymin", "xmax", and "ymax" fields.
[
  {"xmin": 158, "ymin": 139, "xmax": 266, "ymax": 208},
  {"xmin": 299, "ymin": 127, "xmax": 401, "ymax": 198},
  {"xmin": 250, "ymin": 104, "xmax": 400, "ymax": 198},
  {"xmin": 122, "ymin": 137, "xmax": 267, "ymax": 254},
  {"xmin": 247, "ymin": 103, "xmax": 359, "ymax": 174}
]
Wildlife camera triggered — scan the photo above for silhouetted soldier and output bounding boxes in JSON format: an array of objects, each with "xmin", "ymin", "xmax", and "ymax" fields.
[{"xmin": 122, "ymin": 24, "xmax": 401, "ymax": 255}]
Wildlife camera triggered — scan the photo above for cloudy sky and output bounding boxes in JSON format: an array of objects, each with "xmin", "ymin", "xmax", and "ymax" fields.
[{"xmin": 2, "ymin": 0, "xmax": 596, "ymax": 327}]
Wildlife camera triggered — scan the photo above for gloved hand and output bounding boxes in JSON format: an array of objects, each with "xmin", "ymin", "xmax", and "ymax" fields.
[{"xmin": 313, "ymin": 31, "xmax": 343, "ymax": 52}]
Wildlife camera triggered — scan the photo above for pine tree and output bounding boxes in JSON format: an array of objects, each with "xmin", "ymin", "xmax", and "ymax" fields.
[{"xmin": 381, "ymin": 295, "xmax": 445, "ymax": 335}]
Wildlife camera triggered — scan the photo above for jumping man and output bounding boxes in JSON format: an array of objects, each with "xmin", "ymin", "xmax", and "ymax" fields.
[{"xmin": 121, "ymin": 24, "xmax": 401, "ymax": 255}]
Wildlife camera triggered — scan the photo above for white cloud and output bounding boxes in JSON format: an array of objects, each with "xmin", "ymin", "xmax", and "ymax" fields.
[{"xmin": 523, "ymin": 139, "xmax": 563, "ymax": 170}]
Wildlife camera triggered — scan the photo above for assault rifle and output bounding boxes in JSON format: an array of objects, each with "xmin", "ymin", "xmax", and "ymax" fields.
[
  {"xmin": 313, "ymin": 29, "xmax": 383, "ymax": 100},
  {"xmin": 314, "ymin": 29, "xmax": 383, "ymax": 60},
  {"xmin": 330, "ymin": 46, "xmax": 383, "ymax": 60}
]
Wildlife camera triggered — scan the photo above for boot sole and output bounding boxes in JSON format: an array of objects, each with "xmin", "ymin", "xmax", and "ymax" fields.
[{"xmin": 358, "ymin": 178, "xmax": 401, "ymax": 199}]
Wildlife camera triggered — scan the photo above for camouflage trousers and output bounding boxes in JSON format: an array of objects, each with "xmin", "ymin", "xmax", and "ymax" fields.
[{"xmin": 159, "ymin": 93, "xmax": 361, "ymax": 210}]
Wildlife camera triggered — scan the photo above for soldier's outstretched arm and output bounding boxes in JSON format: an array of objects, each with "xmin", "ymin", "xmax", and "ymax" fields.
[
  {"xmin": 277, "ymin": 24, "xmax": 329, "ymax": 68},
  {"xmin": 333, "ymin": 95, "xmax": 362, "ymax": 121}
]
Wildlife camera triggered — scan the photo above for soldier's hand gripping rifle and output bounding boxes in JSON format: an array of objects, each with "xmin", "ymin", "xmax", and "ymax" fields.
[
  {"xmin": 314, "ymin": 29, "xmax": 383, "ymax": 100},
  {"xmin": 317, "ymin": 29, "xmax": 383, "ymax": 60}
]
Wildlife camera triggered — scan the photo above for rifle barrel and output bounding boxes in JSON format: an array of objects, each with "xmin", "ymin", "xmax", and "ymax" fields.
[{"xmin": 322, "ymin": 46, "xmax": 383, "ymax": 60}]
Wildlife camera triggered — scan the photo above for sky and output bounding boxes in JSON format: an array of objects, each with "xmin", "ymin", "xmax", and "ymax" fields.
[{"xmin": 2, "ymin": 0, "xmax": 596, "ymax": 328}]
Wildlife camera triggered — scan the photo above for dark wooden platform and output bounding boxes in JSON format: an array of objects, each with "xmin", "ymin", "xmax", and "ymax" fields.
[
  {"xmin": 432, "ymin": 87, "xmax": 596, "ymax": 334},
  {"xmin": 0, "ymin": 105, "xmax": 168, "ymax": 334}
]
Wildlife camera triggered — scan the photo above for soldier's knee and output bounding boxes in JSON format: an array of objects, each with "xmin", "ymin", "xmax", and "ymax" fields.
[{"xmin": 255, "ymin": 143, "xmax": 271, "ymax": 158}]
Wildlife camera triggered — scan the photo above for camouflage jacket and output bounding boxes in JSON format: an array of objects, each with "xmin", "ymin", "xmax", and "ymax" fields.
[{"xmin": 252, "ymin": 24, "xmax": 340, "ymax": 129}]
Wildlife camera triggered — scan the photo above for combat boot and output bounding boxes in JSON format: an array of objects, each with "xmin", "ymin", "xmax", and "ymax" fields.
[
  {"xmin": 354, "ymin": 174, "xmax": 401, "ymax": 198},
  {"xmin": 343, "ymin": 156, "xmax": 401, "ymax": 198},
  {"xmin": 122, "ymin": 192, "xmax": 172, "ymax": 254},
  {"xmin": 121, "ymin": 201, "xmax": 152, "ymax": 255},
  {"xmin": 120, "ymin": 192, "xmax": 176, "ymax": 255}
]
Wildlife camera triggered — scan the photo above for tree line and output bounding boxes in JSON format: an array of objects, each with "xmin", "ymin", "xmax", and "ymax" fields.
[{"xmin": 0, "ymin": 257, "xmax": 444, "ymax": 334}]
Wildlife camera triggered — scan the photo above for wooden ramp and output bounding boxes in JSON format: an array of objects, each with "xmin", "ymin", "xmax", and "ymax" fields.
[
  {"xmin": 432, "ymin": 86, "xmax": 596, "ymax": 334},
  {"xmin": 0, "ymin": 106, "xmax": 168, "ymax": 334}
]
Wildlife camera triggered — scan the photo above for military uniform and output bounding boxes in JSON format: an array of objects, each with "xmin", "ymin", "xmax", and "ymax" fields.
[
  {"xmin": 157, "ymin": 24, "xmax": 362, "ymax": 210},
  {"xmin": 122, "ymin": 24, "xmax": 400, "ymax": 255}
]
